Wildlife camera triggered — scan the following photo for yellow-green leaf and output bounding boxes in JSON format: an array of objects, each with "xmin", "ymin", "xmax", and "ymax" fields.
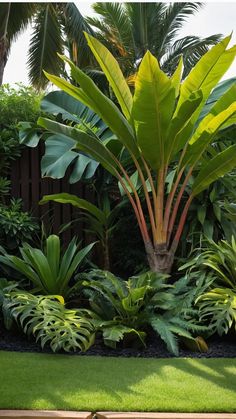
[
  {"xmin": 84, "ymin": 32, "xmax": 133, "ymax": 121},
  {"xmin": 132, "ymin": 51, "xmax": 175, "ymax": 169},
  {"xmin": 192, "ymin": 144, "xmax": 236, "ymax": 196}
]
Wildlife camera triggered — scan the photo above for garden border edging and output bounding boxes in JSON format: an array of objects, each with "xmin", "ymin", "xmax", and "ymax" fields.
[{"xmin": 1, "ymin": 411, "xmax": 236, "ymax": 419}]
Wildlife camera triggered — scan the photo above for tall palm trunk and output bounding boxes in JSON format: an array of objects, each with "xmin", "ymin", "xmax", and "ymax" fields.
[
  {"xmin": 0, "ymin": 3, "xmax": 11, "ymax": 85},
  {"xmin": 0, "ymin": 38, "xmax": 7, "ymax": 85}
]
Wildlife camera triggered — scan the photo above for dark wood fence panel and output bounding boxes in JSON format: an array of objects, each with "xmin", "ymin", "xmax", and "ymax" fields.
[{"xmin": 10, "ymin": 145, "xmax": 88, "ymax": 245}]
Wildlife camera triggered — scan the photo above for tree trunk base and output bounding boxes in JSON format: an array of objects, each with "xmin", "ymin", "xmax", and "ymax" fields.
[{"xmin": 145, "ymin": 242, "xmax": 174, "ymax": 274}]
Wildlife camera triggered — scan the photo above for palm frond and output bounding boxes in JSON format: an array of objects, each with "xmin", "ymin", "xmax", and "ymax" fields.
[
  {"xmin": 125, "ymin": 2, "xmax": 166, "ymax": 59},
  {"xmin": 91, "ymin": 2, "xmax": 133, "ymax": 57},
  {"xmin": 61, "ymin": 3, "xmax": 94, "ymax": 68},
  {"xmin": 158, "ymin": 2, "xmax": 202, "ymax": 57},
  {"xmin": 161, "ymin": 34, "xmax": 222, "ymax": 76},
  {"xmin": 0, "ymin": 3, "xmax": 36, "ymax": 43},
  {"xmin": 27, "ymin": 4, "xmax": 64, "ymax": 90}
]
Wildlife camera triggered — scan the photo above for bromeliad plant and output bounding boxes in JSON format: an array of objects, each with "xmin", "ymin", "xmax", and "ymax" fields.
[
  {"xmin": 0, "ymin": 235, "xmax": 94, "ymax": 298},
  {"xmin": 38, "ymin": 33, "xmax": 236, "ymax": 273}
]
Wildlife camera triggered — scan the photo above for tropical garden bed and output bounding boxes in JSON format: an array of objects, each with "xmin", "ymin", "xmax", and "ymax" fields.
[
  {"xmin": 0, "ymin": 3, "xmax": 236, "ymax": 416},
  {"xmin": 0, "ymin": 317, "xmax": 236, "ymax": 359}
]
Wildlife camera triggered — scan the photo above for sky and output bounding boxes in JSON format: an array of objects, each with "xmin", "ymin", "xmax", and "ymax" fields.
[{"xmin": 3, "ymin": 1, "xmax": 236, "ymax": 85}]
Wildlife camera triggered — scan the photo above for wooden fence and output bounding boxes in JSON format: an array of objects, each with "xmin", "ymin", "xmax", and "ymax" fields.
[{"xmin": 10, "ymin": 144, "xmax": 94, "ymax": 245}]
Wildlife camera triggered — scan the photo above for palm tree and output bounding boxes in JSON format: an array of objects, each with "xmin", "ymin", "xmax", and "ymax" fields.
[
  {"xmin": 0, "ymin": 3, "xmax": 35, "ymax": 85},
  {"xmin": 86, "ymin": 2, "xmax": 221, "ymax": 78},
  {"xmin": 0, "ymin": 3, "xmax": 94, "ymax": 89}
]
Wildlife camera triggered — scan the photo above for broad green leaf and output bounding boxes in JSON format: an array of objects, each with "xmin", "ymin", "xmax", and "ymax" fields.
[
  {"xmin": 45, "ymin": 58, "xmax": 138, "ymax": 156},
  {"xmin": 198, "ymin": 77, "xmax": 236, "ymax": 122},
  {"xmin": 171, "ymin": 56, "xmax": 183, "ymax": 98},
  {"xmin": 60, "ymin": 243, "xmax": 95, "ymax": 294},
  {"xmin": 25, "ymin": 248, "xmax": 55, "ymax": 293},
  {"xmin": 84, "ymin": 32, "xmax": 133, "ymax": 120},
  {"xmin": 177, "ymin": 35, "xmax": 234, "ymax": 113},
  {"xmin": 0, "ymin": 255, "xmax": 41, "ymax": 287},
  {"xmin": 38, "ymin": 117, "xmax": 118, "ymax": 177},
  {"xmin": 183, "ymin": 103, "xmax": 236, "ymax": 168},
  {"xmin": 40, "ymin": 193, "xmax": 106, "ymax": 223},
  {"xmin": 18, "ymin": 122, "xmax": 41, "ymax": 147},
  {"xmin": 69, "ymin": 155, "xmax": 99, "ymax": 184},
  {"xmin": 43, "ymin": 71, "xmax": 95, "ymax": 109},
  {"xmin": 41, "ymin": 90, "xmax": 112, "ymax": 140},
  {"xmin": 132, "ymin": 51, "xmax": 175, "ymax": 169},
  {"xmin": 166, "ymin": 90, "xmax": 203, "ymax": 162},
  {"xmin": 197, "ymin": 206, "xmax": 206, "ymax": 225},
  {"xmin": 192, "ymin": 144, "xmax": 236, "ymax": 196},
  {"xmin": 45, "ymin": 235, "xmax": 60, "ymax": 281},
  {"xmin": 207, "ymin": 83, "xmax": 236, "ymax": 129},
  {"xmin": 40, "ymin": 134, "xmax": 98, "ymax": 182},
  {"xmin": 41, "ymin": 134, "xmax": 77, "ymax": 178}
]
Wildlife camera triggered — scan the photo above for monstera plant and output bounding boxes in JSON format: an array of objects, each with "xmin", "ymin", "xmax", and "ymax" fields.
[{"xmin": 37, "ymin": 33, "xmax": 236, "ymax": 274}]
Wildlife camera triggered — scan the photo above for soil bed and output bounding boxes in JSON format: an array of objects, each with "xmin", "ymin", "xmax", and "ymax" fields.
[{"xmin": 0, "ymin": 318, "xmax": 235, "ymax": 358}]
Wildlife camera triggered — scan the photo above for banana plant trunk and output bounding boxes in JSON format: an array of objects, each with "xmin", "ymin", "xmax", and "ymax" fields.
[{"xmin": 145, "ymin": 241, "xmax": 174, "ymax": 274}]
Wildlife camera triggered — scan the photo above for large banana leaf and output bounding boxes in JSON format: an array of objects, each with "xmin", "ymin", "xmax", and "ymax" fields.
[
  {"xmin": 20, "ymin": 90, "xmax": 113, "ymax": 182},
  {"xmin": 132, "ymin": 51, "xmax": 175, "ymax": 169},
  {"xmin": 182, "ymin": 103, "xmax": 236, "ymax": 168},
  {"xmin": 41, "ymin": 90, "xmax": 111, "ymax": 140},
  {"xmin": 170, "ymin": 57, "xmax": 183, "ymax": 98},
  {"xmin": 41, "ymin": 134, "xmax": 78, "ymax": 179},
  {"xmin": 38, "ymin": 117, "xmax": 118, "ymax": 177},
  {"xmin": 165, "ymin": 90, "xmax": 203, "ymax": 162},
  {"xmin": 45, "ymin": 56, "xmax": 139, "ymax": 156},
  {"xmin": 198, "ymin": 78, "xmax": 236, "ymax": 133},
  {"xmin": 199, "ymin": 78, "xmax": 236, "ymax": 121},
  {"xmin": 176, "ymin": 35, "xmax": 236, "ymax": 118},
  {"xmin": 41, "ymin": 90, "xmax": 111, "ymax": 182},
  {"xmin": 84, "ymin": 33, "xmax": 133, "ymax": 121},
  {"xmin": 192, "ymin": 144, "xmax": 236, "ymax": 196}
]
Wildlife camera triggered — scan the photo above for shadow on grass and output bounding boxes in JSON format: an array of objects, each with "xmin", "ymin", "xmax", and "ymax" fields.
[{"xmin": 1, "ymin": 351, "xmax": 236, "ymax": 412}]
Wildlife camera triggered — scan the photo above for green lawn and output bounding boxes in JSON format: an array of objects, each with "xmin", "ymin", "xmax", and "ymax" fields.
[{"xmin": 1, "ymin": 351, "xmax": 236, "ymax": 412}]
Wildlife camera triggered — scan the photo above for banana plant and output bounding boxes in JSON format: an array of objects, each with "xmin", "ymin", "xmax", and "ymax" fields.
[
  {"xmin": 38, "ymin": 33, "xmax": 236, "ymax": 274},
  {"xmin": 19, "ymin": 89, "xmax": 113, "ymax": 183}
]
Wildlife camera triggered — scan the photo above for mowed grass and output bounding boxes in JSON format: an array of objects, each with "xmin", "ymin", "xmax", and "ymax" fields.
[{"xmin": 0, "ymin": 351, "xmax": 236, "ymax": 412}]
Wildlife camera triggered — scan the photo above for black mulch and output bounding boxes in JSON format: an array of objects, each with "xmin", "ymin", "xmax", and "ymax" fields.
[{"xmin": 0, "ymin": 318, "xmax": 235, "ymax": 358}]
